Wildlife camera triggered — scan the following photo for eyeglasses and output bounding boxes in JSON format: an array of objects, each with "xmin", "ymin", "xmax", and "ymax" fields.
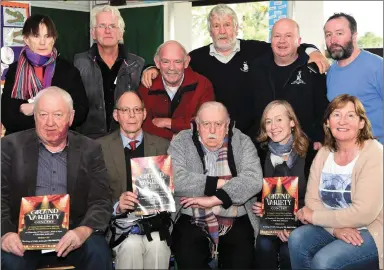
[
  {"xmin": 115, "ymin": 107, "xmax": 144, "ymax": 115},
  {"xmin": 95, "ymin": 24, "xmax": 118, "ymax": 30}
]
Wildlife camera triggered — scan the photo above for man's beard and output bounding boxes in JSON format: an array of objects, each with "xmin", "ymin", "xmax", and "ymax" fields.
[
  {"xmin": 213, "ymin": 36, "xmax": 236, "ymax": 52},
  {"xmin": 327, "ymin": 39, "xmax": 354, "ymax": 60}
]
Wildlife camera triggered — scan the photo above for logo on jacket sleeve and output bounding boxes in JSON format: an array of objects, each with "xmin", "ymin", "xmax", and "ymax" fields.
[
  {"xmin": 291, "ymin": 70, "xmax": 306, "ymax": 84},
  {"xmin": 240, "ymin": 61, "xmax": 249, "ymax": 72}
]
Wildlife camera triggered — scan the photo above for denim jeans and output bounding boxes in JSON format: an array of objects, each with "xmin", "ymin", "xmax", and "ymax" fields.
[
  {"xmin": 288, "ymin": 225, "xmax": 379, "ymax": 269},
  {"xmin": 254, "ymin": 235, "xmax": 291, "ymax": 269},
  {"xmin": 1, "ymin": 234, "xmax": 112, "ymax": 270}
]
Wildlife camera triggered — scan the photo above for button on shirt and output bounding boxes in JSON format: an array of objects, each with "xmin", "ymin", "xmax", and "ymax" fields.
[{"xmin": 36, "ymin": 142, "xmax": 68, "ymax": 196}]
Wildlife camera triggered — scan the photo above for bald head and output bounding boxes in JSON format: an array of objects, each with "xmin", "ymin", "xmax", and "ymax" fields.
[
  {"xmin": 196, "ymin": 101, "xmax": 229, "ymax": 123},
  {"xmin": 272, "ymin": 18, "xmax": 300, "ymax": 36},
  {"xmin": 154, "ymin": 40, "xmax": 191, "ymax": 87},
  {"xmin": 271, "ymin": 18, "xmax": 301, "ymax": 63}
]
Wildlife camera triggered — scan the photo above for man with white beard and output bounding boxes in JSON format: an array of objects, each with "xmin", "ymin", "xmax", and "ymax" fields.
[{"xmin": 324, "ymin": 12, "xmax": 383, "ymax": 143}]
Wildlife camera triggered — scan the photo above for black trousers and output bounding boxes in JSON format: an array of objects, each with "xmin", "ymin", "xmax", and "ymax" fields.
[
  {"xmin": 254, "ymin": 235, "xmax": 291, "ymax": 270},
  {"xmin": 171, "ymin": 214, "xmax": 255, "ymax": 269}
]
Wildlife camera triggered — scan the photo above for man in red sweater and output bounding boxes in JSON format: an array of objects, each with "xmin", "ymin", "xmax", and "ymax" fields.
[{"xmin": 138, "ymin": 40, "xmax": 214, "ymax": 140}]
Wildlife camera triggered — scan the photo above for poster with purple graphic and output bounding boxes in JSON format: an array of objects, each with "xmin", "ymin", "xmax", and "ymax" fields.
[{"xmin": 1, "ymin": 1, "xmax": 30, "ymax": 86}]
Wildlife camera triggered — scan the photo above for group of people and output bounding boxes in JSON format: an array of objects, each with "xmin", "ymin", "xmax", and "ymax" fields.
[{"xmin": 1, "ymin": 3, "xmax": 382, "ymax": 270}]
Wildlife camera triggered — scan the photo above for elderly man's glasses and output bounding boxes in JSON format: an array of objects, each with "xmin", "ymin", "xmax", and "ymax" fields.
[
  {"xmin": 116, "ymin": 107, "xmax": 144, "ymax": 115},
  {"xmin": 95, "ymin": 24, "xmax": 118, "ymax": 30}
]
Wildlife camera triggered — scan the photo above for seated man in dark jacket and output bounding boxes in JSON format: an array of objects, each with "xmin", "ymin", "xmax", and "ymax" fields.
[{"xmin": 1, "ymin": 87, "xmax": 112, "ymax": 270}]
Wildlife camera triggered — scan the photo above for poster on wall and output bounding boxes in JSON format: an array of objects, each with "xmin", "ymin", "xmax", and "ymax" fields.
[
  {"xmin": 268, "ymin": 1, "xmax": 288, "ymax": 42},
  {"xmin": 1, "ymin": 1, "xmax": 30, "ymax": 88}
]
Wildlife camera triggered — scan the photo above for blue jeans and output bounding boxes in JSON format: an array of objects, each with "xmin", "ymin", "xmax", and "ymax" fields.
[
  {"xmin": 1, "ymin": 234, "xmax": 112, "ymax": 270},
  {"xmin": 288, "ymin": 225, "xmax": 379, "ymax": 269},
  {"xmin": 255, "ymin": 235, "xmax": 291, "ymax": 269}
]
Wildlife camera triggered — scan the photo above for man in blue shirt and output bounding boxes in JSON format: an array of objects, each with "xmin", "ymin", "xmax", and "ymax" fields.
[{"xmin": 324, "ymin": 13, "xmax": 383, "ymax": 143}]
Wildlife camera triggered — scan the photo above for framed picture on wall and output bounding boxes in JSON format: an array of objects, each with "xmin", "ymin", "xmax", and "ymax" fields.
[{"xmin": 93, "ymin": 0, "xmax": 109, "ymax": 6}]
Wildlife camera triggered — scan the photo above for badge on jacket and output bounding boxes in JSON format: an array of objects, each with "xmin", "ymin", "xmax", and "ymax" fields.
[{"xmin": 291, "ymin": 70, "xmax": 306, "ymax": 85}]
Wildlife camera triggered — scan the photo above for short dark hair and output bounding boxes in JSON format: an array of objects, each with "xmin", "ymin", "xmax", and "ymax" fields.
[
  {"xmin": 22, "ymin": 14, "xmax": 58, "ymax": 40},
  {"xmin": 326, "ymin": 12, "xmax": 357, "ymax": 34}
]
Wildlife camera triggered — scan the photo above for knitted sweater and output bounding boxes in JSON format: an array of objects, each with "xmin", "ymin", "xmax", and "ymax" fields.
[
  {"xmin": 168, "ymin": 126, "xmax": 263, "ymax": 241},
  {"xmin": 306, "ymin": 140, "xmax": 383, "ymax": 269}
]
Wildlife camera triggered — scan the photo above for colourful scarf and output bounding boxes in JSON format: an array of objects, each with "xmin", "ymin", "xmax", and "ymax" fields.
[
  {"xmin": 11, "ymin": 46, "xmax": 57, "ymax": 100},
  {"xmin": 191, "ymin": 136, "xmax": 237, "ymax": 263}
]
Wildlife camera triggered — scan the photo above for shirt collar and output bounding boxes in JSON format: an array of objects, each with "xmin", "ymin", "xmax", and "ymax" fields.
[
  {"xmin": 209, "ymin": 39, "xmax": 241, "ymax": 56},
  {"xmin": 38, "ymin": 138, "xmax": 69, "ymax": 154},
  {"xmin": 120, "ymin": 130, "xmax": 144, "ymax": 148},
  {"xmin": 162, "ymin": 74, "xmax": 184, "ymax": 92}
]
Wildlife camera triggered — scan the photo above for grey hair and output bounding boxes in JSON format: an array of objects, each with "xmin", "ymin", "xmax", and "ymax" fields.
[
  {"xmin": 195, "ymin": 101, "xmax": 230, "ymax": 124},
  {"xmin": 207, "ymin": 4, "xmax": 239, "ymax": 33},
  {"xmin": 154, "ymin": 40, "xmax": 188, "ymax": 61},
  {"xmin": 33, "ymin": 86, "xmax": 74, "ymax": 113},
  {"xmin": 90, "ymin": 5, "xmax": 125, "ymax": 41}
]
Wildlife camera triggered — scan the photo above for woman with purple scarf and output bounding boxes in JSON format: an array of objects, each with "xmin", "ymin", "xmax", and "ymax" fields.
[
  {"xmin": 1, "ymin": 14, "xmax": 88, "ymax": 135},
  {"xmin": 252, "ymin": 100, "xmax": 316, "ymax": 270}
]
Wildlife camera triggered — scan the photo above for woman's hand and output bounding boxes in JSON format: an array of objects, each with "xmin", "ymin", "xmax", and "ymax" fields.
[
  {"xmin": 296, "ymin": 206, "xmax": 314, "ymax": 224},
  {"xmin": 252, "ymin": 201, "xmax": 263, "ymax": 217},
  {"xmin": 277, "ymin": 229, "xmax": 290, "ymax": 242},
  {"xmin": 333, "ymin": 228, "xmax": 364, "ymax": 246},
  {"xmin": 20, "ymin": 103, "xmax": 34, "ymax": 116}
]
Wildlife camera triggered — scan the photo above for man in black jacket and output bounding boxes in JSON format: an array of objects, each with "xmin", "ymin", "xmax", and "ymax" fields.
[
  {"xmin": 1, "ymin": 87, "xmax": 112, "ymax": 270},
  {"xmin": 248, "ymin": 18, "xmax": 329, "ymax": 166}
]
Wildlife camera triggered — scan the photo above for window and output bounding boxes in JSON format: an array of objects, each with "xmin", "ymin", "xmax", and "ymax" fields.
[
  {"xmin": 191, "ymin": 2, "xmax": 269, "ymax": 51},
  {"xmin": 324, "ymin": 1, "xmax": 383, "ymax": 49}
]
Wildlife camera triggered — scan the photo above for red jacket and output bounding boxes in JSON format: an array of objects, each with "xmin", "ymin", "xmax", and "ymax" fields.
[{"xmin": 139, "ymin": 67, "xmax": 214, "ymax": 140}]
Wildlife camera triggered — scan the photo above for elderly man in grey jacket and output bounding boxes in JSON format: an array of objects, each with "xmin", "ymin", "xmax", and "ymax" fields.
[{"xmin": 168, "ymin": 101, "xmax": 262, "ymax": 269}]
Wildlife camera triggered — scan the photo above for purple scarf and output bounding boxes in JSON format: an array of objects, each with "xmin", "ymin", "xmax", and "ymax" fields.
[{"xmin": 11, "ymin": 46, "xmax": 57, "ymax": 100}]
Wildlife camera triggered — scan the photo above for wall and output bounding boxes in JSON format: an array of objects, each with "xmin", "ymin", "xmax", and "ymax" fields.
[{"xmin": 292, "ymin": 1, "xmax": 325, "ymax": 52}]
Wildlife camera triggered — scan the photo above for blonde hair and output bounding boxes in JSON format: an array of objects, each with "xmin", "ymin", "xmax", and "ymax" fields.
[
  {"xmin": 90, "ymin": 5, "xmax": 125, "ymax": 39},
  {"xmin": 257, "ymin": 100, "xmax": 309, "ymax": 158},
  {"xmin": 323, "ymin": 94, "xmax": 374, "ymax": 151}
]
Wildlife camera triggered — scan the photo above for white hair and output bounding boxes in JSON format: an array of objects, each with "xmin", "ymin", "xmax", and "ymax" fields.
[
  {"xmin": 90, "ymin": 5, "xmax": 125, "ymax": 37},
  {"xmin": 154, "ymin": 40, "xmax": 188, "ymax": 61},
  {"xmin": 33, "ymin": 86, "xmax": 73, "ymax": 113},
  {"xmin": 195, "ymin": 101, "xmax": 230, "ymax": 124},
  {"xmin": 207, "ymin": 4, "xmax": 239, "ymax": 33}
]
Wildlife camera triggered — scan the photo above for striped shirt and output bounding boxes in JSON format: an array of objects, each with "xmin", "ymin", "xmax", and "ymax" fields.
[{"xmin": 35, "ymin": 142, "xmax": 68, "ymax": 196}]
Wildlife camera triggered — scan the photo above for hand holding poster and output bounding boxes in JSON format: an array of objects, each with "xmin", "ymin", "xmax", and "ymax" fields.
[
  {"xmin": 260, "ymin": 176, "xmax": 298, "ymax": 235},
  {"xmin": 18, "ymin": 194, "xmax": 70, "ymax": 250},
  {"xmin": 131, "ymin": 155, "xmax": 175, "ymax": 216}
]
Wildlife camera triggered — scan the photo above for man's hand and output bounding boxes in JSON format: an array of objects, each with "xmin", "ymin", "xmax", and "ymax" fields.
[
  {"xmin": 117, "ymin": 191, "xmax": 139, "ymax": 213},
  {"xmin": 152, "ymin": 118, "xmax": 171, "ymax": 129},
  {"xmin": 313, "ymin": 142, "xmax": 322, "ymax": 151},
  {"xmin": 1, "ymin": 232, "xmax": 24, "ymax": 256},
  {"xmin": 20, "ymin": 103, "xmax": 34, "ymax": 116},
  {"xmin": 252, "ymin": 201, "xmax": 263, "ymax": 217},
  {"xmin": 180, "ymin": 196, "xmax": 222, "ymax": 209},
  {"xmin": 296, "ymin": 206, "xmax": 314, "ymax": 224},
  {"xmin": 141, "ymin": 67, "xmax": 159, "ymax": 88},
  {"xmin": 308, "ymin": 51, "xmax": 330, "ymax": 74},
  {"xmin": 56, "ymin": 226, "xmax": 93, "ymax": 257},
  {"xmin": 277, "ymin": 229, "xmax": 290, "ymax": 242},
  {"xmin": 334, "ymin": 228, "xmax": 364, "ymax": 246}
]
